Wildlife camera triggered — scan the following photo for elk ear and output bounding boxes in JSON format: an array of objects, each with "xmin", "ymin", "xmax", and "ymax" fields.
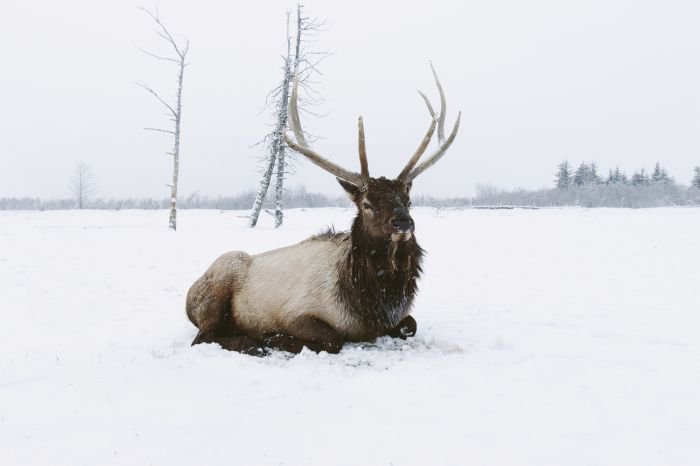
[
  {"xmin": 404, "ymin": 181, "xmax": 413, "ymax": 193},
  {"xmin": 337, "ymin": 178, "xmax": 361, "ymax": 201}
]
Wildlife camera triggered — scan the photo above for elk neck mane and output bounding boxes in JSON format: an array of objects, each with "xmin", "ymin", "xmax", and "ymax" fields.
[{"xmin": 313, "ymin": 215, "xmax": 424, "ymax": 332}]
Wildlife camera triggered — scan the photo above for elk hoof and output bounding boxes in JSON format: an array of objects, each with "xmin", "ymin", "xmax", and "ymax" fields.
[
  {"xmin": 263, "ymin": 334, "xmax": 306, "ymax": 354},
  {"xmin": 388, "ymin": 315, "xmax": 417, "ymax": 339},
  {"xmin": 193, "ymin": 334, "xmax": 267, "ymax": 357},
  {"xmin": 218, "ymin": 336, "xmax": 267, "ymax": 356}
]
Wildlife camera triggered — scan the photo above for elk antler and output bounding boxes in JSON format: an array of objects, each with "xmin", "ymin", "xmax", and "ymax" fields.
[
  {"xmin": 397, "ymin": 116, "xmax": 437, "ymax": 180},
  {"xmin": 284, "ymin": 77, "xmax": 366, "ymax": 188},
  {"xmin": 398, "ymin": 62, "xmax": 461, "ymax": 182},
  {"xmin": 357, "ymin": 116, "xmax": 369, "ymax": 184}
]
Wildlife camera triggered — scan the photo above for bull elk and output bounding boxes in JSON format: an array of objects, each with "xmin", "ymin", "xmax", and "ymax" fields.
[{"xmin": 186, "ymin": 64, "xmax": 461, "ymax": 355}]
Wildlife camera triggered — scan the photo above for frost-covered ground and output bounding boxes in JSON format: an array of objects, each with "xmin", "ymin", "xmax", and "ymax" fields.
[{"xmin": 1, "ymin": 207, "xmax": 699, "ymax": 466}]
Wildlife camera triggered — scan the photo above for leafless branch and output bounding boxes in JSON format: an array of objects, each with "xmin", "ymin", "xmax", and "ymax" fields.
[
  {"xmin": 135, "ymin": 81, "xmax": 177, "ymax": 116},
  {"xmin": 144, "ymin": 127, "xmax": 175, "ymax": 134},
  {"xmin": 137, "ymin": 6, "xmax": 189, "ymax": 60},
  {"xmin": 134, "ymin": 44, "xmax": 180, "ymax": 64}
]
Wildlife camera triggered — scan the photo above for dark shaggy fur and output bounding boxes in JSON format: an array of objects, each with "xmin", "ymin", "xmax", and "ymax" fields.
[{"xmin": 314, "ymin": 219, "xmax": 424, "ymax": 335}]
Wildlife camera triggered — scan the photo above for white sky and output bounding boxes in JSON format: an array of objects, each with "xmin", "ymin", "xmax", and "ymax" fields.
[{"xmin": 1, "ymin": 0, "xmax": 699, "ymax": 199}]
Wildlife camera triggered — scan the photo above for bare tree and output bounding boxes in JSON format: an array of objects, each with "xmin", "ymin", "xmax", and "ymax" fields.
[
  {"xmin": 249, "ymin": 4, "xmax": 327, "ymax": 228},
  {"xmin": 248, "ymin": 12, "xmax": 293, "ymax": 229},
  {"xmin": 136, "ymin": 7, "xmax": 189, "ymax": 231},
  {"xmin": 272, "ymin": 10, "xmax": 297, "ymax": 229},
  {"xmin": 69, "ymin": 162, "xmax": 96, "ymax": 209}
]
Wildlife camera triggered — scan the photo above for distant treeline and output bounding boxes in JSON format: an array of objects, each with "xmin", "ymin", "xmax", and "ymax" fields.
[
  {"xmin": 458, "ymin": 182, "xmax": 700, "ymax": 208},
  {"xmin": 0, "ymin": 186, "xmax": 347, "ymax": 211},
  {"xmin": 2, "ymin": 164, "xmax": 700, "ymax": 210},
  {"xmin": 425, "ymin": 162, "xmax": 700, "ymax": 208}
]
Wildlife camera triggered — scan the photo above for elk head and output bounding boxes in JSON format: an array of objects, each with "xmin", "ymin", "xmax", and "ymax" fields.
[{"xmin": 284, "ymin": 63, "xmax": 461, "ymax": 243}]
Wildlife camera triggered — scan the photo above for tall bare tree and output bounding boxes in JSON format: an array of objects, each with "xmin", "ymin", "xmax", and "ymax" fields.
[
  {"xmin": 69, "ymin": 162, "xmax": 96, "ymax": 209},
  {"xmin": 248, "ymin": 12, "xmax": 293, "ymax": 229},
  {"xmin": 249, "ymin": 4, "xmax": 326, "ymax": 228},
  {"xmin": 136, "ymin": 7, "xmax": 189, "ymax": 231}
]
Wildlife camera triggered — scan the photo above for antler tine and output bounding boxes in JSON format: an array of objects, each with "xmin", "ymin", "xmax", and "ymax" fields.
[
  {"xmin": 397, "ymin": 116, "xmax": 437, "ymax": 180},
  {"xmin": 358, "ymin": 116, "xmax": 369, "ymax": 181},
  {"xmin": 403, "ymin": 62, "xmax": 460, "ymax": 181},
  {"xmin": 284, "ymin": 76, "xmax": 364, "ymax": 186},
  {"xmin": 406, "ymin": 112, "xmax": 461, "ymax": 181},
  {"xmin": 287, "ymin": 76, "xmax": 307, "ymax": 147},
  {"xmin": 430, "ymin": 61, "xmax": 447, "ymax": 144},
  {"xmin": 284, "ymin": 136, "xmax": 364, "ymax": 185},
  {"xmin": 417, "ymin": 90, "xmax": 436, "ymax": 119}
]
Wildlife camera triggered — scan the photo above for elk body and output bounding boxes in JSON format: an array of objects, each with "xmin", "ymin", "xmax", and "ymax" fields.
[{"xmin": 186, "ymin": 64, "xmax": 460, "ymax": 355}]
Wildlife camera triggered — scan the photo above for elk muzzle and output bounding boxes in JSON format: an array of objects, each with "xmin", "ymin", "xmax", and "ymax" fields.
[{"xmin": 389, "ymin": 211, "xmax": 414, "ymax": 242}]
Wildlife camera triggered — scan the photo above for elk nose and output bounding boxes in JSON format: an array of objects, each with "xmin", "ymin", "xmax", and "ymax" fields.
[{"xmin": 391, "ymin": 215, "xmax": 414, "ymax": 233}]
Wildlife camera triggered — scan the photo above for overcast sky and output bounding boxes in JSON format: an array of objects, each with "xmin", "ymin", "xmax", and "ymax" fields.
[{"xmin": 1, "ymin": 0, "xmax": 699, "ymax": 199}]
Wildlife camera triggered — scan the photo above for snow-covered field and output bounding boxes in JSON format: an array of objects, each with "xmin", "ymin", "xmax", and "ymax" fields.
[{"xmin": 1, "ymin": 207, "xmax": 699, "ymax": 465}]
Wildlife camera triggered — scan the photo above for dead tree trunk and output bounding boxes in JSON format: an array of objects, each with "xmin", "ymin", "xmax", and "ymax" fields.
[
  {"xmin": 250, "ymin": 4, "xmax": 326, "ymax": 228},
  {"xmin": 136, "ymin": 7, "xmax": 189, "ymax": 231},
  {"xmin": 273, "ymin": 9, "xmax": 300, "ymax": 228},
  {"xmin": 169, "ymin": 57, "xmax": 185, "ymax": 230},
  {"xmin": 248, "ymin": 141, "xmax": 279, "ymax": 228},
  {"xmin": 249, "ymin": 14, "xmax": 293, "ymax": 229},
  {"xmin": 273, "ymin": 84, "xmax": 290, "ymax": 228}
]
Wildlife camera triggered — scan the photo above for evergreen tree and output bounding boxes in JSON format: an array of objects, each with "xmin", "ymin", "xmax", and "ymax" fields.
[
  {"xmin": 589, "ymin": 162, "xmax": 602, "ymax": 184},
  {"xmin": 631, "ymin": 168, "xmax": 649, "ymax": 186},
  {"xmin": 620, "ymin": 170, "xmax": 629, "ymax": 184},
  {"xmin": 573, "ymin": 162, "xmax": 591, "ymax": 186},
  {"xmin": 609, "ymin": 166, "xmax": 626, "ymax": 184},
  {"xmin": 662, "ymin": 169, "xmax": 672, "ymax": 184},
  {"xmin": 651, "ymin": 162, "xmax": 673, "ymax": 184},
  {"xmin": 555, "ymin": 161, "xmax": 572, "ymax": 189},
  {"xmin": 692, "ymin": 166, "xmax": 700, "ymax": 189},
  {"xmin": 652, "ymin": 163, "xmax": 664, "ymax": 183},
  {"xmin": 607, "ymin": 167, "xmax": 623, "ymax": 184}
]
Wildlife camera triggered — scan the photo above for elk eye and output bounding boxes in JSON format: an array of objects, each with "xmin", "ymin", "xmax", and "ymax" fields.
[{"xmin": 362, "ymin": 202, "xmax": 372, "ymax": 210}]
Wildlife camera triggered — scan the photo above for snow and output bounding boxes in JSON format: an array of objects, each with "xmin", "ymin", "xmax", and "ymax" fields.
[{"xmin": 1, "ymin": 207, "xmax": 699, "ymax": 465}]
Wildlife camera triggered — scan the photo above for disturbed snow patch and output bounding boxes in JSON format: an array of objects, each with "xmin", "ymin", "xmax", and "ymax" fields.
[{"xmin": 260, "ymin": 335, "xmax": 465, "ymax": 369}]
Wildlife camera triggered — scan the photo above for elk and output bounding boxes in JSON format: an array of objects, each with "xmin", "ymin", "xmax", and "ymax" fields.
[{"xmin": 186, "ymin": 64, "xmax": 460, "ymax": 355}]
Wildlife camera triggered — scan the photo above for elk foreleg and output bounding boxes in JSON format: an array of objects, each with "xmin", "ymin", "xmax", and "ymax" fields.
[
  {"xmin": 386, "ymin": 315, "xmax": 417, "ymax": 339},
  {"xmin": 263, "ymin": 316, "xmax": 343, "ymax": 354},
  {"xmin": 193, "ymin": 333, "xmax": 266, "ymax": 356}
]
